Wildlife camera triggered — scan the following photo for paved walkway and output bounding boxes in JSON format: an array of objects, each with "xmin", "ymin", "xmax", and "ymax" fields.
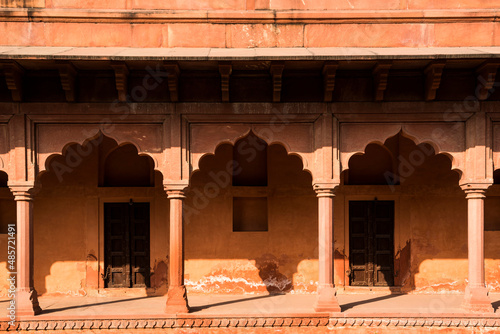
[{"xmin": 1, "ymin": 293, "xmax": 499, "ymax": 319}]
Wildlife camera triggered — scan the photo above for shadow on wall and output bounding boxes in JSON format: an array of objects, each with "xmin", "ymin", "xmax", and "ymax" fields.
[
  {"xmin": 19, "ymin": 134, "xmax": 170, "ymax": 296},
  {"xmin": 184, "ymin": 134, "xmax": 317, "ymax": 295},
  {"xmin": 339, "ymin": 132, "xmax": 500, "ymax": 293},
  {"xmin": 1, "ymin": 132, "xmax": 500, "ymax": 298}
]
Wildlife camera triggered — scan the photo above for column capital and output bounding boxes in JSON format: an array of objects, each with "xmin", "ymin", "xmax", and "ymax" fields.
[
  {"xmin": 460, "ymin": 182, "xmax": 491, "ymax": 199},
  {"xmin": 164, "ymin": 183, "xmax": 188, "ymax": 199},
  {"xmin": 8, "ymin": 182, "xmax": 35, "ymax": 200},
  {"xmin": 313, "ymin": 183, "xmax": 339, "ymax": 197}
]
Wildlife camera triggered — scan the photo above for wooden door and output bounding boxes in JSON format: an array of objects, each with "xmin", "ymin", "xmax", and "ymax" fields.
[
  {"xmin": 104, "ymin": 202, "xmax": 150, "ymax": 288},
  {"xmin": 349, "ymin": 200, "xmax": 394, "ymax": 286}
]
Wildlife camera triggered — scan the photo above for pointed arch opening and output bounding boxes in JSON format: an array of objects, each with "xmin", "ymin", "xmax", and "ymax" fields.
[
  {"xmin": 32, "ymin": 134, "xmax": 168, "ymax": 296},
  {"xmin": 342, "ymin": 132, "xmax": 460, "ymax": 187},
  {"xmin": 186, "ymin": 131, "xmax": 315, "ymax": 295}
]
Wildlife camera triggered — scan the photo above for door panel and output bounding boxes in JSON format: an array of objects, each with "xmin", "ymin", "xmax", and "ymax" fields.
[
  {"xmin": 104, "ymin": 202, "xmax": 150, "ymax": 288},
  {"xmin": 349, "ymin": 200, "xmax": 394, "ymax": 287},
  {"xmin": 130, "ymin": 203, "xmax": 150, "ymax": 287},
  {"xmin": 104, "ymin": 203, "xmax": 130, "ymax": 288}
]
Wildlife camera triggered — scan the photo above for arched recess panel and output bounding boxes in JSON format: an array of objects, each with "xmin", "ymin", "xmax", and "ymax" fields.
[
  {"xmin": 343, "ymin": 133, "xmax": 460, "ymax": 186},
  {"xmin": 402, "ymin": 123, "xmax": 464, "ymax": 177},
  {"xmin": 35, "ymin": 123, "xmax": 164, "ymax": 177},
  {"xmin": 189, "ymin": 123, "xmax": 314, "ymax": 178},
  {"xmin": 340, "ymin": 123, "xmax": 464, "ymax": 177}
]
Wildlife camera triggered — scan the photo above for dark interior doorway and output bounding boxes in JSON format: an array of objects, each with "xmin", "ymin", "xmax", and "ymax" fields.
[
  {"xmin": 349, "ymin": 200, "xmax": 395, "ymax": 287},
  {"xmin": 104, "ymin": 202, "xmax": 150, "ymax": 288}
]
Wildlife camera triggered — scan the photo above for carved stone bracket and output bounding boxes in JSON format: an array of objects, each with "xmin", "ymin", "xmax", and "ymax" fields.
[
  {"xmin": 424, "ymin": 60, "xmax": 446, "ymax": 101},
  {"xmin": 2, "ymin": 61, "xmax": 24, "ymax": 102},
  {"xmin": 218, "ymin": 62, "xmax": 232, "ymax": 102},
  {"xmin": 323, "ymin": 61, "xmax": 338, "ymax": 102},
  {"xmin": 270, "ymin": 61, "xmax": 285, "ymax": 102},
  {"xmin": 58, "ymin": 62, "xmax": 78, "ymax": 102},
  {"xmin": 165, "ymin": 62, "xmax": 180, "ymax": 102},
  {"xmin": 476, "ymin": 60, "xmax": 500, "ymax": 101},
  {"xmin": 111, "ymin": 62, "xmax": 129, "ymax": 102},
  {"xmin": 372, "ymin": 61, "xmax": 392, "ymax": 102}
]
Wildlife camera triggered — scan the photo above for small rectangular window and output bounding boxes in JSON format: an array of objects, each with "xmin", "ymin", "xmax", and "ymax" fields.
[{"xmin": 233, "ymin": 197, "xmax": 268, "ymax": 232}]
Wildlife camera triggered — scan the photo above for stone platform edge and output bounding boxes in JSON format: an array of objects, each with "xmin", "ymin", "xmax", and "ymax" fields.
[{"xmin": 1, "ymin": 314, "xmax": 500, "ymax": 331}]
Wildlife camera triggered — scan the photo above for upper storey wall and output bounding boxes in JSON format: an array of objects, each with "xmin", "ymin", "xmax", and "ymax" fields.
[
  {"xmin": 2, "ymin": 0, "xmax": 499, "ymax": 10},
  {"xmin": 1, "ymin": 0, "xmax": 499, "ymax": 48}
]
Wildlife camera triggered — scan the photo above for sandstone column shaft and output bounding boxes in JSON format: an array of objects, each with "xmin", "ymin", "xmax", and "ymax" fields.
[
  {"xmin": 12, "ymin": 189, "xmax": 41, "ymax": 316},
  {"xmin": 314, "ymin": 187, "xmax": 341, "ymax": 313},
  {"xmin": 165, "ymin": 188, "xmax": 189, "ymax": 313}
]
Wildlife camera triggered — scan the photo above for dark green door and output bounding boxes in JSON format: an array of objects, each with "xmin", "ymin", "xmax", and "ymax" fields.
[
  {"xmin": 104, "ymin": 202, "xmax": 150, "ymax": 288},
  {"xmin": 349, "ymin": 200, "xmax": 394, "ymax": 286}
]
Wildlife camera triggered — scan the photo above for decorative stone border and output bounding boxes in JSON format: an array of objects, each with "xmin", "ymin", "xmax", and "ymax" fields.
[{"xmin": 1, "ymin": 316, "xmax": 500, "ymax": 331}]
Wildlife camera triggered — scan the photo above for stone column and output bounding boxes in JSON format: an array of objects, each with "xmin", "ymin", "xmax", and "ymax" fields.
[
  {"xmin": 314, "ymin": 186, "xmax": 341, "ymax": 312},
  {"xmin": 462, "ymin": 186, "xmax": 493, "ymax": 313},
  {"xmin": 165, "ymin": 186, "xmax": 189, "ymax": 313},
  {"xmin": 10, "ymin": 186, "xmax": 42, "ymax": 316}
]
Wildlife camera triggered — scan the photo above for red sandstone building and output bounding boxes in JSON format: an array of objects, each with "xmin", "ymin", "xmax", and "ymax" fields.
[{"xmin": 0, "ymin": 0, "xmax": 500, "ymax": 333}]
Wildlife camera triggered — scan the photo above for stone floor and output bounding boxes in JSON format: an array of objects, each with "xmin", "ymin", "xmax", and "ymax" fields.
[
  {"xmin": 1, "ymin": 293, "xmax": 499, "ymax": 319},
  {"xmin": 1, "ymin": 293, "xmax": 500, "ymax": 332}
]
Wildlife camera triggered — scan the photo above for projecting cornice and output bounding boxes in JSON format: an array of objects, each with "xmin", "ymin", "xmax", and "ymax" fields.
[{"xmin": 2, "ymin": 46, "xmax": 500, "ymax": 61}]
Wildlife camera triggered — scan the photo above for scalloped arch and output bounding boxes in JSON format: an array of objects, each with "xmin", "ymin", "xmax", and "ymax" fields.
[
  {"xmin": 398, "ymin": 128, "xmax": 463, "ymax": 178},
  {"xmin": 38, "ymin": 131, "xmax": 160, "ymax": 179},
  {"xmin": 341, "ymin": 129, "xmax": 463, "ymax": 179},
  {"xmin": 191, "ymin": 130, "xmax": 313, "ymax": 181}
]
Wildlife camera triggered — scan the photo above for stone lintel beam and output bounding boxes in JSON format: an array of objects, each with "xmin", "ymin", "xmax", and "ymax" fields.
[
  {"xmin": 111, "ymin": 61, "xmax": 129, "ymax": 102},
  {"xmin": 372, "ymin": 61, "xmax": 392, "ymax": 102},
  {"xmin": 424, "ymin": 60, "xmax": 446, "ymax": 101},
  {"xmin": 218, "ymin": 62, "xmax": 232, "ymax": 102}
]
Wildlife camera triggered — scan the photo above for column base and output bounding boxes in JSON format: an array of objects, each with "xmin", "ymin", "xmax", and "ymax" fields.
[
  {"xmin": 16, "ymin": 289, "xmax": 42, "ymax": 316},
  {"xmin": 165, "ymin": 285, "xmax": 189, "ymax": 314},
  {"xmin": 462, "ymin": 285, "xmax": 494, "ymax": 313},
  {"xmin": 314, "ymin": 286, "xmax": 341, "ymax": 313}
]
